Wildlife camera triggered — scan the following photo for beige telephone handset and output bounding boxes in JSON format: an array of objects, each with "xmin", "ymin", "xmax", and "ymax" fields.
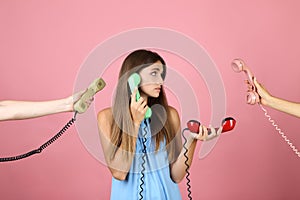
[
  {"xmin": 0, "ymin": 78, "xmax": 106, "ymax": 162},
  {"xmin": 74, "ymin": 78, "xmax": 106, "ymax": 113}
]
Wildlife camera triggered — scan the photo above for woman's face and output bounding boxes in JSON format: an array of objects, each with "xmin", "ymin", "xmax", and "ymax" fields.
[{"xmin": 139, "ymin": 61, "xmax": 164, "ymax": 98}]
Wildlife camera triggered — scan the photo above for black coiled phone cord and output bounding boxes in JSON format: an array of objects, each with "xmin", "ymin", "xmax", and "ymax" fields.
[
  {"xmin": 139, "ymin": 120, "xmax": 147, "ymax": 200},
  {"xmin": 182, "ymin": 128, "xmax": 193, "ymax": 200},
  {"xmin": 0, "ymin": 112, "xmax": 78, "ymax": 162}
]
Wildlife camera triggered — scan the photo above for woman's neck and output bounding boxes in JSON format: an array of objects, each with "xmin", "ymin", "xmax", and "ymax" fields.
[{"xmin": 140, "ymin": 92, "xmax": 148, "ymax": 105}]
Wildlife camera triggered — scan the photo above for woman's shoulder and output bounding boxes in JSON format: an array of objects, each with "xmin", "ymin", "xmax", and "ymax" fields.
[
  {"xmin": 167, "ymin": 106, "xmax": 181, "ymax": 136},
  {"xmin": 97, "ymin": 107, "xmax": 113, "ymax": 129},
  {"xmin": 97, "ymin": 107, "xmax": 114, "ymax": 137},
  {"xmin": 168, "ymin": 106, "xmax": 180, "ymax": 123},
  {"xmin": 98, "ymin": 107, "xmax": 112, "ymax": 116},
  {"xmin": 168, "ymin": 106, "xmax": 179, "ymax": 116}
]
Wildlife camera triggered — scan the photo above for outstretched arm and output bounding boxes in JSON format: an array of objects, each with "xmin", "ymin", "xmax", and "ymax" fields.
[
  {"xmin": 0, "ymin": 90, "xmax": 87, "ymax": 121},
  {"xmin": 254, "ymin": 78, "xmax": 300, "ymax": 118}
]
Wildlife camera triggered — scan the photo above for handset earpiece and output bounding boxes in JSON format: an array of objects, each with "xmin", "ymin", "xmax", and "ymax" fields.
[
  {"xmin": 231, "ymin": 59, "xmax": 260, "ymax": 105},
  {"xmin": 74, "ymin": 78, "xmax": 106, "ymax": 113},
  {"xmin": 221, "ymin": 117, "xmax": 236, "ymax": 132},
  {"xmin": 128, "ymin": 73, "xmax": 152, "ymax": 119}
]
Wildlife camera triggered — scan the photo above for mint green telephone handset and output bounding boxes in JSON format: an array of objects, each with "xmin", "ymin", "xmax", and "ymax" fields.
[{"xmin": 128, "ymin": 73, "xmax": 152, "ymax": 119}]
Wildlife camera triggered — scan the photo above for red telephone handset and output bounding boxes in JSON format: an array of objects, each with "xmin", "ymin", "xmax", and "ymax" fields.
[
  {"xmin": 183, "ymin": 116, "xmax": 236, "ymax": 200},
  {"xmin": 183, "ymin": 117, "xmax": 236, "ymax": 200},
  {"xmin": 187, "ymin": 117, "xmax": 236, "ymax": 134},
  {"xmin": 231, "ymin": 59, "xmax": 260, "ymax": 105}
]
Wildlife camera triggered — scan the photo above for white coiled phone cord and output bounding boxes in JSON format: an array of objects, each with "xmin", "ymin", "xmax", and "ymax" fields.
[{"xmin": 259, "ymin": 104, "xmax": 300, "ymax": 158}]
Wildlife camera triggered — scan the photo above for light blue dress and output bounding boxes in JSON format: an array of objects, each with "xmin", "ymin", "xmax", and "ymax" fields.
[{"xmin": 110, "ymin": 119, "xmax": 182, "ymax": 200}]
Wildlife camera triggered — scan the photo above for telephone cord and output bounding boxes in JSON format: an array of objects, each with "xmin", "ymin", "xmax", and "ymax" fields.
[
  {"xmin": 0, "ymin": 112, "xmax": 77, "ymax": 162},
  {"xmin": 182, "ymin": 128, "xmax": 193, "ymax": 200},
  {"xmin": 259, "ymin": 104, "xmax": 300, "ymax": 158},
  {"xmin": 139, "ymin": 120, "xmax": 147, "ymax": 200}
]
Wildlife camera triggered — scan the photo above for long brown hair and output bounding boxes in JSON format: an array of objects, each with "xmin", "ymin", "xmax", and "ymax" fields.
[{"xmin": 110, "ymin": 49, "xmax": 179, "ymax": 161}]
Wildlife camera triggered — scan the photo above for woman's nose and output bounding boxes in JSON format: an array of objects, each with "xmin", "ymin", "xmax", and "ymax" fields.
[{"xmin": 157, "ymin": 75, "xmax": 164, "ymax": 85}]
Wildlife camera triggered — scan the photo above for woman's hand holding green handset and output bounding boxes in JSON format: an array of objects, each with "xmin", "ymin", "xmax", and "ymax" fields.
[{"xmin": 128, "ymin": 73, "xmax": 152, "ymax": 126}]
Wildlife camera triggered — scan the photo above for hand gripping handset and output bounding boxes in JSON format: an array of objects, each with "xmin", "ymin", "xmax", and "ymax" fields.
[
  {"xmin": 74, "ymin": 78, "xmax": 106, "ymax": 114},
  {"xmin": 231, "ymin": 58, "xmax": 300, "ymax": 158},
  {"xmin": 182, "ymin": 117, "xmax": 236, "ymax": 200},
  {"xmin": 0, "ymin": 78, "xmax": 106, "ymax": 162},
  {"xmin": 187, "ymin": 117, "xmax": 236, "ymax": 136},
  {"xmin": 128, "ymin": 73, "xmax": 152, "ymax": 119},
  {"xmin": 231, "ymin": 59, "xmax": 260, "ymax": 105},
  {"xmin": 127, "ymin": 73, "xmax": 151, "ymax": 200}
]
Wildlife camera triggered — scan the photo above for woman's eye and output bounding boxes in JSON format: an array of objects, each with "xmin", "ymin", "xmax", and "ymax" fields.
[{"xmin": 151, "ymin": 71, "xmax": 157, "ymax": 76}]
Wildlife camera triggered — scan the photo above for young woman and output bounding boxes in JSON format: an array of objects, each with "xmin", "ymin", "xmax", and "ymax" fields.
[{"xmin": 97, "ymin": 49, "xmax": 210, "ymax": 199}]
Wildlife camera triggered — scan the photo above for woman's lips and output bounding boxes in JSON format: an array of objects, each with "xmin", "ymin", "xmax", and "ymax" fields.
[{"xmin": 154, "ymin": 87, "xmax": 161, "ymax": 92}]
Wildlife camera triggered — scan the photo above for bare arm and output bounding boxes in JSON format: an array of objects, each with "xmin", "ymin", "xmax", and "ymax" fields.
[
  {"xmin": 0, "ymin": 91, "xmax": 86, "ymax": 121},
  {"xmin": 254, "ymin": 78, "xmax": 300, "ymax": 118},
  {"xmin": 169, "ymin": 107, "xmax": 208, "ymax": 183},
  {"xmin": 97, "ymin": 108, "xmax": 139, "ymax": 180},
  {"xmin": 97, "ymin": 88, "xmax": 149, "ymax": 180}
]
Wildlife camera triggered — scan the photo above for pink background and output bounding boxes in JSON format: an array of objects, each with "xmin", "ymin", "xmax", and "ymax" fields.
[{"xmin": 1, "ymin": 0, "xmax": 300, "ymax": 199}]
